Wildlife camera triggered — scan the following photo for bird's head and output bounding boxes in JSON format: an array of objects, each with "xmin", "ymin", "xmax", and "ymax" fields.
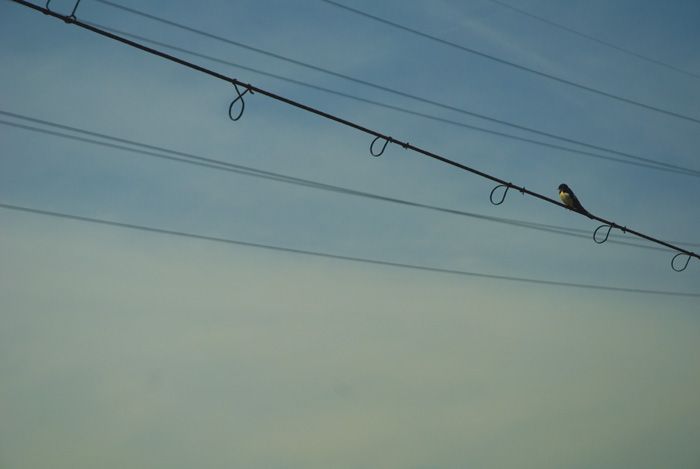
[{"xmin": 558, "ymin": 183, "xmax": 570, "ymax": 194}]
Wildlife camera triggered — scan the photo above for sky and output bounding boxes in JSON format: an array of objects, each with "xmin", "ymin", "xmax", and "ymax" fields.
[{"xmin": 1, "ymin": 0, "xmax": 699, "ymax": 467}]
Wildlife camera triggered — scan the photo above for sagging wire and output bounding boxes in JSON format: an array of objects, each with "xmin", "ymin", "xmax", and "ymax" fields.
[
  {"xmin": 6, "ymin": 108, "xmax": 697, "ymax": 256},
  {"xmin": 3, "ymin": 202, "xmax": 700, "ymax": 297},
  {"xmin": 13, "ymin": 0, "xmax": 698, "ymax": 272}
]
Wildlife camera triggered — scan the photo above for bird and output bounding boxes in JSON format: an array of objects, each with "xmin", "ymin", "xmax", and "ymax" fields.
[{"xmin": 558, "ymin": 183, "xmax": 592, "ymax": 218}]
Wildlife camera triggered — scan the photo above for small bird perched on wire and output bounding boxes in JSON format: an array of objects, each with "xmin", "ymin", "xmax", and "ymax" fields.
[{"xmin": 558, "ymin": 183, "xmax": 592, "ymax": 218}]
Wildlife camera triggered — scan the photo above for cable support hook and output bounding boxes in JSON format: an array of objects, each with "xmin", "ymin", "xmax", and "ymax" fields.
[
  {"xmin": 593, "ymin": 223, "xmax": 627, "ymax": 244},
  {"xmin": 671, "ymin": 252, "xmax": 693, "ymax": 272},
  {"xmin": 45, "ymin": 0, "xmax": 81, "ymax": 22},
  {"xmin": 228, "ymin": 82, "xmax": 253, "ymax": 121},
  {"xmin": 370, "ymin": 136, "xmax": 390, "ymax": 157},
  {"xmin": 489, "ymin": 183, "xmax": 526, "ymax": 206},
  {"xmin": 593, "ymin": 224, "xmax": 613, "ymax": 244},
  {"xmin": 489, "ymin": 184, "xmax": 509, "ymax": 205}
]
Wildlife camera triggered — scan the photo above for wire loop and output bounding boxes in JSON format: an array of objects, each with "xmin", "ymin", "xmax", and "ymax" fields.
[
  {"xmin": 593, "ymin": 224, "xmax": 613, "ymax": 244},
  {"xmin": 370, "ymin": 136, "xmax": 390, "ymax": 157},
  {"xmin": 46, "ymin": 0, "xmax": 81, "ymax": 22},
  {"xmin": 228, "ymin": 82, "xmax": 253, "ymax": 121},
  {"xmin": 671, "ymin": 253, "xmax": 692, "ymax": 272},
  {"xmin": 489, "ymin": 184, "xmax": 511, "ymax": 205}
]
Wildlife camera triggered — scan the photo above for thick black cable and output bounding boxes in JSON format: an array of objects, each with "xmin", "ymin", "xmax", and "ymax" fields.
[
  {"xmin": 488, "ymin": 0, "xmax": 700, "ymax": 81},
  {"xmin": 9, "ymin": 0, "xmax": 699, "ymax": 266},
  {"xmin": 320, "ymin": 0, "xmax": 700, "ymax": 125},
  {"xmin": 87, "ymin": 25, "xmax": 700, "ymax": 179},
  {"xmin": 1, "ymin": 202, "xmax": 697, "ymax": 297},
  {"xmin": 80, "ymin": 6, "xmax": 699, "ymax": 176},
  {"xmin": 6, "ymin": 113, "xmax": 690, "ymax": 254}
]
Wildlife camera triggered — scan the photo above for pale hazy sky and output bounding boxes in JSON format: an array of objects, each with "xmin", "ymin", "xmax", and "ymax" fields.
[{"xmin": 1, "ymin": 0, "xmax": 699, "ymax": 468}]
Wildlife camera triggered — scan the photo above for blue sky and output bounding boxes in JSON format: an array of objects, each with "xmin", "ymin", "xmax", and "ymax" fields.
[{"xmin": 1, "ymin": 0, "xmax": 699, "ymax": 467}]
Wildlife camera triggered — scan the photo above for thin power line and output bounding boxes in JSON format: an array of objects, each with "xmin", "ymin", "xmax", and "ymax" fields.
[
  {"xmin": 1, "ymin": 202, "xmax": 697, "ymax": 297},
  {"xmin": 81, "ymin": 4, "xmax": 700, "ymax": 176},
  {"xmin": 320, "ymin": 0, "xmax": 700, "ymax": 125},
  {"xmin": 6, "ymin": 111, "xmax": 693, "ymax": 253},
  {"xmin": 487, "ymin": 0, "xmax": 700, "ymax": 81},
  {"xmin": 87, "ymin": 25, "xmax": 700, "ymax": 179},
  {"xmin": 10, "ymin": 0, "xmax": 698, "ymax": 267},
  {"xmin": 75, "ymin": 8, "xmax": 699, "ymax": 177}
]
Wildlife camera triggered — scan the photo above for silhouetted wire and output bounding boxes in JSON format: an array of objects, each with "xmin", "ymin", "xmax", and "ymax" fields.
[
  {"xmin": 3, "ymin": 113, "xmax": 697, "ymax": 254},
  {"xmin": 487, "ymin": 0, "xmax": 700, "ymax": 81},
  {"xmin": 82, "ymin": 6, "xmax": 700, "ymax": 176},
  {"xmin": 320, "ymin": 0, "xmax": 700, "ymax": 125},
  {"xmin": 10, "ymin": 0, "xmax": 698, "ymax": 267},
  {"xmin": 87, "ymin": 25, "xmax": 700, "ymax": 179},
  {"xmin": 0, "ymin": 117, "xmax": 669, "ymax": 251},
  {"xmin": 1, "ymin": 202, "xmax": 697, "ymax": 297},
  {"xmin": 0, "ymin": 118, "xmax": 595, "ymax": 238}
]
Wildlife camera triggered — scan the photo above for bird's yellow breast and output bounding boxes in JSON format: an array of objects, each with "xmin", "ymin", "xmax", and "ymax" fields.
[{"xmin": 560, "ymin": 192, "xmax": 574, "ymax": 208}]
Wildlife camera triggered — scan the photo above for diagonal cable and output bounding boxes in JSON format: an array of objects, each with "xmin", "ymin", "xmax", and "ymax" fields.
[
  {"xmin": 2, "ymin": 202, "xmax": 698, "ymax": 297},
  {"xmin": 75, "ymin": 4, "xmax": 699, "ymax": 175},
  {"xmin": 487, "ymin": 0, "xmax": 700, "ymax": 81},
  {"xmin": 320, "ymin": 0, "xmax": 700, "ymax": 125},
  {"xmin": 8, "ymin": 0, "xmax": 699, "ymax": 268},
  {"xmin": 85, "ymin": 25, "xmax": 700, "ymax": 179},
  {"xmin": 6, "ymin": 111, "xmax": 695, "ymax": 253}
]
